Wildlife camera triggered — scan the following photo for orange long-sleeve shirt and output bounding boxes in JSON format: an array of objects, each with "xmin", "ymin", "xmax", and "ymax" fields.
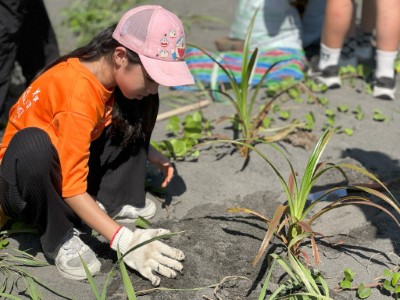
[{"xmin": 0, "ymin": 58, "xmax": 114, "ymax": 197}]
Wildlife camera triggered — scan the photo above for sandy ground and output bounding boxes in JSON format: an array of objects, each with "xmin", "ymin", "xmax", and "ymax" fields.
[{"xmin": 2, "ymin": 1, "xmax": 400, "ymax": 299}]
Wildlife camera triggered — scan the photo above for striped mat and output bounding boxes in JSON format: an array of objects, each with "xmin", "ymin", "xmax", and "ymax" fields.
[{"xmin": 183, "ymin": 46, "xmax": 306, "ymax": 88}]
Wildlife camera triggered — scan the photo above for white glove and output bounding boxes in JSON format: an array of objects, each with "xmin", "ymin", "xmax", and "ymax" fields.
[{"xmin": 110, "ymin": 226, "xmax": 185, "ymax": 286}]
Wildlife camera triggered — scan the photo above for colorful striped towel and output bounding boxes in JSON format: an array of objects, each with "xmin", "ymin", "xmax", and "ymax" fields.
[{"xmin": 182, "ymin": 46, "xmax": 305, "ymax": 89}]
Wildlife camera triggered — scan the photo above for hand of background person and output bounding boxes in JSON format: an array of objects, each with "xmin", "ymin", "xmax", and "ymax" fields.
[
  {"xmin": 147, "ymin": 145, "xmax": 174, "ymax": 188},
  {"xmin": 110, "ymin": 226, "xmax": 184, "ymax": 286}
]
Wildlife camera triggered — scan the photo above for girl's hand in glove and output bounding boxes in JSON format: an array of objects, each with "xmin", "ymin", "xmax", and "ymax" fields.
[{"xmin": 110, "ymin": 226, "xmax": 184, "ymax": 286}]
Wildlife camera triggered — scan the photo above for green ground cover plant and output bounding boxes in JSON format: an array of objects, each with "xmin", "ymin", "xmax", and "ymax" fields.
[
  {"xmin": 151, "ymin": 111, "xmax": 212, "ymax": 161},
  {"xmin": 337, "ymin": 265, "xmax": 400, "ymax": 299}
]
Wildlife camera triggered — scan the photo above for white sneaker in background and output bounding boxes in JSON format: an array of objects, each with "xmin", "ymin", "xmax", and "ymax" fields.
[
  {"xmin": 373, "ymin": 76, "xmax": 396, "ymax": 100},
  {"xmin": 112, "ymin": 198, "xmax": 157, "ymax": 223}
]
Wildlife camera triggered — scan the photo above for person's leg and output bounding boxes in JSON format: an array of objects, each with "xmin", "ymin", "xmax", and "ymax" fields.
[
  {"xmin": 0, "ymin": 127, "xmax": 77, "ymax": 257},
  {"xmin": 0, "ymin": 127, "xmax": 100, "ymax": 279},
  {"xmin": 373, "ymin": 0, "xmax": 400, "ymax": 99},
  {"xmin": 17, "ymin": 0, "xmax": 59, "ymax": 84},
  {"xmin": 0, "ymin": 0, "xmax": 27, "ymax": 123},
  {"xmin": 316, "ymin": 0, "xmax": 355, "ymax": 87},
  {"xmin": 87, "ymin": 126, "xmax": 156, "ymax": 223},
  {"xmin": 0, "ymin": 24, "xmax": 17, "ymax": 123}
]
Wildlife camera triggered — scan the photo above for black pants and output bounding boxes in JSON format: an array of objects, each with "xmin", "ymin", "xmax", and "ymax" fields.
[{"xmin": 0, "ymin": 127, "xmax": 147, "ymax": 259}]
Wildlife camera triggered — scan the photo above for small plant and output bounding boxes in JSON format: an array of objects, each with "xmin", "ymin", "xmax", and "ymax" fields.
[
  {"xmin": 382, "ymin": 268, "xmax": 400, "ymax": 298},
  {"xmin": 259, "ymin": 252, "xmax": 332, "ymax": 299},
  {"xmin": 190, "ymin": 9, "xmax": 300, "ymax": 157},
  {"xmin": 151, "ymin": 111, "xmax": 212, "ymax": 161},
  {"xmin": 339, "ymin": 267, "xmax": 356, "ymax": 290},
  {"xmin": 222, "ymin": 128, "xmax": 400, "ymax": 296},
  {"xmin": 373, "ymin": 109, "xmax": 388, "ymax": 122},
  {"xmin": 0, "ymin": 250, "xmax": 73, "ymax": 299},
  {"xmin": 339, "ymin": 267, "xmax": 372, "ymax": 299},
  {"xmin": 337, "ymin": 104, "xmax": 349, "ymax": 113},
  {"xmin": 352, "ymin": 105, "xmax": 365, "ymax": 121},
  {"xmin": 303, "ymin": 112, "xmax": 315, "ymax": 131}
]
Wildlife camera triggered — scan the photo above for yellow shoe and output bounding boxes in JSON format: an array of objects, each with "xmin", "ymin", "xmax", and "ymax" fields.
[{"xmin": 0, "ymin": 204, "xmax": 8, "ymax": 229}]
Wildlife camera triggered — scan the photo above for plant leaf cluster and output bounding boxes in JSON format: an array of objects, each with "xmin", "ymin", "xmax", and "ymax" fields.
[
  {"xmin": 151, "ymin": 111, "xmax": 212, "ymax": 161},
  {"xmin": 223, "ymin": 128, "xmax": 400, "ymax": 298},
  {"xmin": 189, "ymin": 9, "xmax": 301, "ymax": 157}
]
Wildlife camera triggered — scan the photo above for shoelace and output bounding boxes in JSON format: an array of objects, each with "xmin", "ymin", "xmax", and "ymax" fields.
[{"xmin": 62, "ymin": 229, "xmax": 86, "ymax": 257}]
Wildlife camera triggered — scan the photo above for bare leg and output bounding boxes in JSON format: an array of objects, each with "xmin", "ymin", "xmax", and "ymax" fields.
[
  {"xmin": 375, "ymin": 0, "xmax": 400, "ymax": 51},
  {"xmin": 322, "ymin": 0, "xmax": 354, "ymax": 48}
]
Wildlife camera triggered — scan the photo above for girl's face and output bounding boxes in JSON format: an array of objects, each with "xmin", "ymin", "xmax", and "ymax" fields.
[{"xmin": 114, "ymin": 48, "xmax": 159, "ymax": 100}]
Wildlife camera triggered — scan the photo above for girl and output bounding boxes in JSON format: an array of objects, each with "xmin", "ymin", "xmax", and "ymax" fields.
[{"xmin": 0, "ymin": 5, "xmax": 194, "ymax": 287}]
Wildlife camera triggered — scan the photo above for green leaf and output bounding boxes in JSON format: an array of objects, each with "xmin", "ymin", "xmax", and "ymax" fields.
[
  {"xmin": 338, "ymin": 104, "xmax": 349, "ymax": 113},
  {"xmin": 304, "ymin": 112, "xmax": 315, "ymax": 130},
  {"xmin": 288, "ymin": 88, "xmax": 300, "ymax": 99},
  {"xmin": 279, "ymin": 110, "xmax": 291, "ymax": 120},
  {"xmin": 343, "ymin": 128, "xmax": 353, "ymax": 136},
  {"xmin": 326, "ymin": 116, "xmax": 335, "ymax": 126},
  {"xmin": 384, "ymin": 269, "xmax": 393, "ymax": 277},
  {"xmin": 318, "ymin": 96, "xmax": 329, "ymax": 106},
  {"xmin": 135, "ymin": 216, "xmax": 151, "ymax": 229},
  {"xmin": 165, "ymin": 116, "xmax": 181, "ymax": 134},
  {"xmin": 340, "ymin": 280, "xmax": 352, "ymax": 289},
  {"xmin": 357, "ymin": 283, "xmax": 371, "ymax": 299},
  {"xmin": 325, "ymin": 109, "xmax": 335, "ymax": 117},
  {"xmin": 170, "ymin": 139, "xmax": 187, "ymax": 157},
  {"xmin": 263, "ymin": 116, "xmax": 271, "ymax": 128},
  {"xmin": 0, "ymin": 238, "xmax": 9, "ymax": 248},
  {"xmin": 192, "ymin": 111, "xmax": 203, "ymax": 122},
  {"xmin": 183, "ymin": 121, "xmax": 202, "ymax": 139},
  {"xmin": 373, "ymin": 109, "xmax": 387, "ymax": 122},
  {"xmin": 384, "ymin": 280, "xmax": 394, "ymax": 291},
  {"xmin": 344, "ymin": 268, "xmax": 356, "ymax": 281},
  {"xmin": 117, "ymin": 249, "xmax": 137, "ymax": 300},
  {"xmin": 392, "ymin": 272, "xmax": 400, "ymax": 286}
]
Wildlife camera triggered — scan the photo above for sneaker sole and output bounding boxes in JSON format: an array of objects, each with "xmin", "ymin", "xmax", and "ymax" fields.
[
  {"xmin": 113, "ymin": 199, "xmax": 157, "ymax": 223},
  {"xmin": 56, "ymin": 259, "xmax": 101, "ymax": 281},
  {"xmin": 316, "ymin": 76, "xmax": 341, "ymax": 89},
  {"xmin": 373, "ymin": 86, "xmax": 395, "ymax": 100}
]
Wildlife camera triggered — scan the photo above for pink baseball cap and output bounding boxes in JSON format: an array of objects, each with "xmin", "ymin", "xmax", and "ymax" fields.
[{"xmin": 112, "ymin": 5, "xmax": 195, "ymax": 87}]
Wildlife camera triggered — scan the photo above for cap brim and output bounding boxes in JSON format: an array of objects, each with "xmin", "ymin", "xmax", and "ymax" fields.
[{"xmin": 139, "ymin": 54, "xmax": 195, "ymax": 87}]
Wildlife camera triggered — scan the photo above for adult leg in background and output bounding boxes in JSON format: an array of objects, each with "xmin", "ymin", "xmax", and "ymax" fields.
[
  {"xmin": 0, "ymin": 0, "xmax": 26, "ymax": 122},
  {"xmin": 373, "ymin": 0, "xmax": 400, "ymax": 99},
  {"xmin": 316, "ymin": 0, "xmax": 354, "ymax": 88}
]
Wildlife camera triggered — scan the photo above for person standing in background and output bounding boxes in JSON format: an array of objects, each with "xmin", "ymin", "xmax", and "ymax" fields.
[
  {"xmin": 314, "ymin": 0, "xmax": 400, "ymax": 100},
  {"xmin": 0, "ymin": 0, "xmax": 59, "ymax": 125}
]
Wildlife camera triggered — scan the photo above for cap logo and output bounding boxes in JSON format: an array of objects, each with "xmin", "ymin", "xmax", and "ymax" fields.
[{"xmin": 156, "ymin": 30, "xmax": 186, "ymax": 62}]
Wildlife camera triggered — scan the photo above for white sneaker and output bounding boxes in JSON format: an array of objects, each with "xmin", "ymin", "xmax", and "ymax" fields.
[
  {"xmin": 112, "ymin": 198, "xmax": 157, "ymax": 223},
  {"xmin": 373, "ymin": 76, "xmax": 396, "ymax": 100},
  {"xmin": 55, "ymin": 229, "xmax": 101, "ymax": 280},
  {"xmin": 312, "ymin": 65, "xmax": 341, "ymax": 89}
]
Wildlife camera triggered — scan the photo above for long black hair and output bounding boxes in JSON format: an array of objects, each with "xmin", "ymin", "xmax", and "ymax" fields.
[{"xmin": 37, "ymin": 25, "xmax": 159, "ymax": 150}]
